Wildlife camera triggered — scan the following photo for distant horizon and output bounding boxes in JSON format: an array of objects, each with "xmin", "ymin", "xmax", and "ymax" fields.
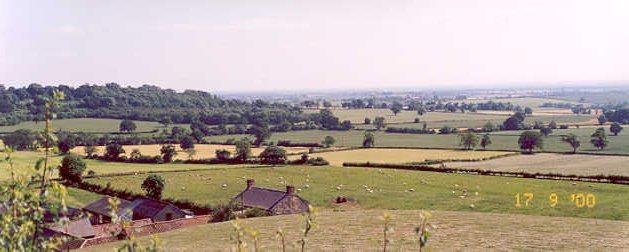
[{"xmin": 1, "ymin": 79, "xmax": 628, "ymax": 94}]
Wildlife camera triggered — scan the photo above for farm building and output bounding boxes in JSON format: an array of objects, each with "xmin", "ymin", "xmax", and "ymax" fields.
[
  {"xmin": 83, "ymin": 196, "xmax": 133, "ymax": 224},
  {"xmin": 42, "ymin": 218, "xmax": 95, "ymax": 239},
  {"xmin": 231, "ymin": 179, "xmax": 310, "ymax": 215},
  {"xmin": 123, "ymin": 198, "xmax": 188, "ymax": 222},
  {"xmin": 83, "ymin": 196, "xmax": 187, "ymax": 224}
]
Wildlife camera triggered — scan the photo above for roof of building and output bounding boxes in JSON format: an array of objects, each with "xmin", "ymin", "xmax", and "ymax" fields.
[
  {"xmin": 83, "ymin": 196, "xmax": 132, "ymax": 217},
  {"xmin": 123, "ymin": 198, "xmax": 184, "ymax": 220},
  {"xmin": 46, "ymin": 218, "xmax": 95, "ymax": 238},
  {"xmin": 233, "ymin": 187, "xmax": 304, "ymax": 210}
]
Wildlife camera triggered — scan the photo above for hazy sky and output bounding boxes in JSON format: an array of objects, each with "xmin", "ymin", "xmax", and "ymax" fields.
[{"xmin": 1, "ymin": 0, "xmax": 628, "ymax": 91}]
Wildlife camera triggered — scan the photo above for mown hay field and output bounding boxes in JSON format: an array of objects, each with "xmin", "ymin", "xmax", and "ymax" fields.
[
  {"xmin": 440, "ymin": 153, "xmax": 629, "ymax": 177},
  {"xmin": 304, "ymin": 148, "xmax": 514, "ymax": 166},
  {"xmin": 84, "ymin": 209, "xmax": 629, "ymax": 251},
  {"xmin": 69, "ymin": 144, "xmax": 311, "ymax": 160},
  {"xmin": 84, "ymin": 165, "xmax": 629, "ymax": 220}
]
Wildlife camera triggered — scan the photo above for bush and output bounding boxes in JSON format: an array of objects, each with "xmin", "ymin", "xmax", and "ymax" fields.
[
  {"xmin": 259, "ymin": 146, "xmax": 287, "ymax": 165},
  {"xmin": 215, "ymin": 149, "xmax": 232, "ymax": 161},
  {"xmin": 385, "ymin": 127, "xmax": 433, "ymax": 134},
  {"xmin": 104, "ymin": 143, "xmax": 125, "ymax": 160},
  {"xmin": 141, "ymin": 174, "xmax": 166, "ymax": 199},
  {"xmin": 307, "ymin": 157, "xmax": 329, "ymax": 166},
  {"xmin": 59, "ymin": 154, "xmax": 87, "ymax": 183},
  {"xmin": 211, "ymin": 204, "xmax": 237, "ymax": 222},
  {"xmin": 240, "ymin": 208, "xmax": 270, "ymax": 218},
  {"xmin": 160, "ymin": 144, "xmax": 177, "ymax": 163},
  {"xmin": 180, "ymin": 136, "xmax": 195, "ymax": 150}
]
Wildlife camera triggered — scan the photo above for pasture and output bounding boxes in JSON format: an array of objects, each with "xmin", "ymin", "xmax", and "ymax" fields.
[
  {"xmin": 304, "ymin": 148, "xmax": 514, "ymax": 166},
  {"xmin": 0, "ymin": 118, "xmax": 189, "ymax": 134},
  {"xmin": 212, "ymin": 127, "xmax": 629, "ymax": 154},
  {"xmin": 84, "ymin": 165, "xmax": 629, "ymax": 220},
  {"xmin": 439, "ymin": 153, "xmax": 629, "ymax": 177},
  {"xmin": 69, "ymin": 144, "xmax": 311, "ymax": 160},
  {"xmin": 84, "ymin": 209, "xmax": 629, "ymax": 251}
]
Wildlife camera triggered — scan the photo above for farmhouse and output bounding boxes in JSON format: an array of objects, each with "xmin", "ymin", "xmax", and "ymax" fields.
[
  {"xmin": 83, "ymin": 196, "xmax": 187, "ymax": 224},
  {"xmin": 231, "ymin": 179, "xmax": 310, "ymax": 215}
]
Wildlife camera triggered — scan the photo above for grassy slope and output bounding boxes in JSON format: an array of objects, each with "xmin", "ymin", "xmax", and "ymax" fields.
[
  {"xmin": 82, "ymin": 209, "xmax": 629, "ymax": 251},
  {"xmin": 85, "ymin": 165, "xmax": 629, "ymax": 220}
]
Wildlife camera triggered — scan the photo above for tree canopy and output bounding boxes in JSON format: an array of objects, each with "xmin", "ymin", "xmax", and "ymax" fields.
[{"xmin": 518, "ymin": 131, "xmax": 543, "ymax": 153}]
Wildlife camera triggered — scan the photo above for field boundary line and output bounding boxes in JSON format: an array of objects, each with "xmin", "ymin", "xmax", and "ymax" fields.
[{"xmin": 343, "ymin": 162, "xmax": 629, "ymax": 185}]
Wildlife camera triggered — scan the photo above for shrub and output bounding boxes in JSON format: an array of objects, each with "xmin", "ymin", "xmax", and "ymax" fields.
[
  {"xmin": 211, "ymin": 204, "xmax": 237, "ymax": 222},
  {"xmin": 141, "ymin": 174, "xmax": 166, "ymax": 199},
  {"xmin": 216, "ymin": 149, "xmax": 232, "ymax": 161},
  {"xmin": 307, "ymin": 157, "xmax": 329, "ymax": 166},
  {"xmin": 385, "ymin": 127, "xmax": 432, "ymax": 134},
  {"xmin": 160, "ymin": 144, "xmax": 177, "ymax": 162},
  {"xmin": 518, "ymin": 131, "xmax": 543, "ymax": 153},
  {"xmin": 59, "ymin": 154, "xmax": 87, "ymax": 183},
  {"xmin": 240, "ymin": 208, "xmax": 270, "ymax": 218},
  {"xmin": 235, "ymin": 138, "xmax": 252, "ymax": 162},
  {"xmin": 322, "ymin": 136, "xmax": 336, "ymax": 148},
  {"xmin": 363, "ymin": 132, "xmax": 375, "ymax": 148},
  {"xmin": 180, "ymin": 135, "xmax": 195, "ymax": 150},
  {"xmin": 259, "ymin": 146, "xmax": 287, "ymax": 165},
  {"xmin": 119, "ymin": 119, "xmax": 137, "ymax": 133},
  {"xmin": 104, "ymin": 143, "xmax": 125, "ymax": 160}
]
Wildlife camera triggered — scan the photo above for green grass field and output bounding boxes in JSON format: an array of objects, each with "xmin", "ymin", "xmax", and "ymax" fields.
[
  {"xmin": 212, "ymin": 126, "xmax": 629, "ymax": 154},
  {"xmin": 84, "ymin": 165, "xmax": 629, "ymax": 220},
  {"xmin": 306, "ymin": 149, "xmax": 513, "ymax": 166},
  {"xmin": 0, "ymin": 118, "xmax": 189, "ymax": 134}
]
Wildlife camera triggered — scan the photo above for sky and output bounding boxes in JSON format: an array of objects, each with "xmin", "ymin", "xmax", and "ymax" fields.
[{"xmin": 1, "ymin": 0, "xmax": 628, "ymax": 92}]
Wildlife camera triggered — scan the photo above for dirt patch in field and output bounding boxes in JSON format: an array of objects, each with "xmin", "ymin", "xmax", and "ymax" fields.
[
  {"xmin": 84, "ymin": 209, "xmax": 629, "ymax": 251},
  {"xmin": 441, "ymin": 153, "xmax": 629, "ymax": 176}
]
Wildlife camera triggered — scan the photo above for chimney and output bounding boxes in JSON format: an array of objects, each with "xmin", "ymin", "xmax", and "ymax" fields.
[
  {"xmin": 286, "ymin": 185, "xmax": 295, "ymax": 195},
  {"xmin": 246, "ymin": 179, "xmax": 255, "ymax": 190}
]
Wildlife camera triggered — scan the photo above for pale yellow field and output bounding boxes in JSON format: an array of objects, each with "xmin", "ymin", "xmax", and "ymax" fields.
[
  {"xmin": 84, "ymin": 209, "xmax": 629, "ymax": 251},
  {"xmin": 70, "ymin": 144, "xmax": 311, "ymax": 160},
  {"xmin": 440, "ymin": 153, "xmax": 629, "ymax": 176},
  {"xmin": 304, "ymin": 148, "xmax": 514, "ymax": 166}
]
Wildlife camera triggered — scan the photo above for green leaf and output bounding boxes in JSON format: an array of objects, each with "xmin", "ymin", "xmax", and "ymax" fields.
[{"xmin": 34, "ymin": 158, "xmax": 45, "ymax": 170}]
